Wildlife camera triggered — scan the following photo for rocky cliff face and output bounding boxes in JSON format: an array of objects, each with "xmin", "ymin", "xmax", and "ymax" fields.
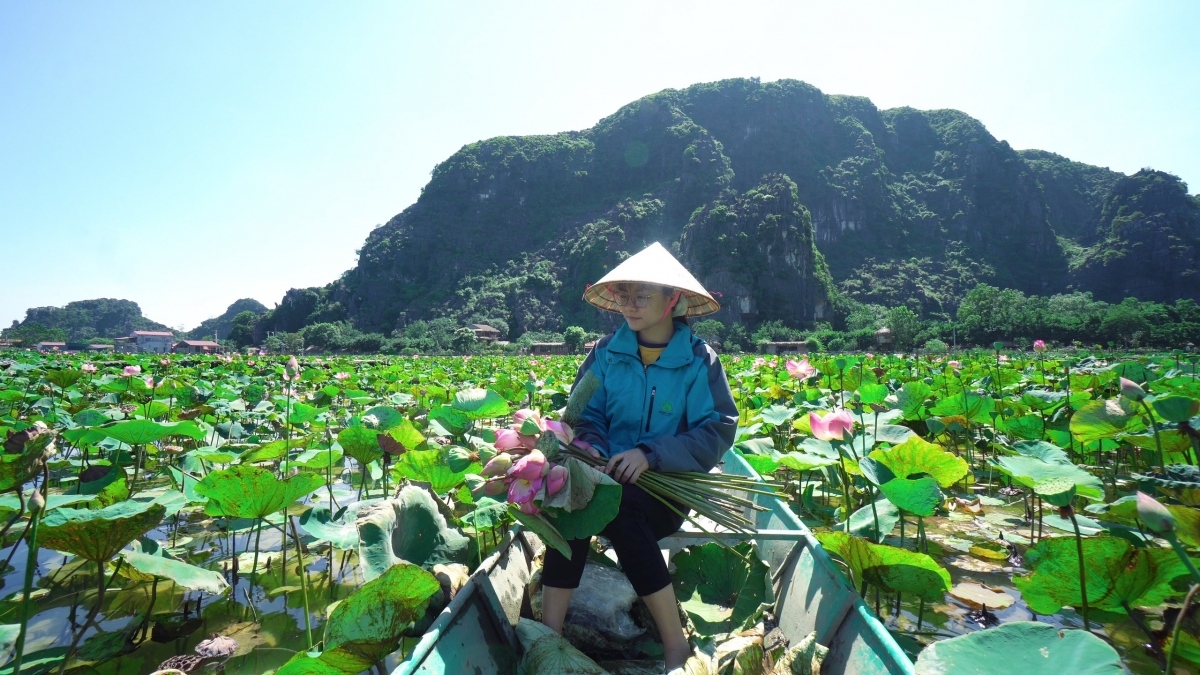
[
  {"xmin": 1070, "ymin": 170, "xmax": 1199, "ymax": 302},
  {"xmin": 257, "ymin": 78, "xmax": 1198, "ymax": 336}
]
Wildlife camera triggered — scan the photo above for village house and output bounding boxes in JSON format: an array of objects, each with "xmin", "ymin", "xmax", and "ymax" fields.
[
  {"xmin": 760, "ymin": 341, "xmax": 809, "ymax": 355},
  {"xmin": 527, "ymin": 342, "xmax": 570, "ymax": 356},
  {"xmin": 130, "ymin": 330, "xmax": 175, "ymax": 354},
  {"xmin": 174, "ymin": 340, "xmax": 222, "ymax": 354},
  {"xmin": 0, "ymin": 339, "xmax": 22, "ymax": 349},
  {"xmin": 87, "ymin": 344, "xmax": 115, "ymax": 352},
  {"xmin": 36, "ymin": 341, "xmax": 66, "ymax": 352},
  {"xmin": 469, "ymin": 324, "xmax": 501, "ymax": 342}
]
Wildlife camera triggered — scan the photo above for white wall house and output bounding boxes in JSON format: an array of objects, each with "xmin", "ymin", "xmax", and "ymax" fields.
[{"xmin": 131, "ymin": 330, "xmax": 175, "ymax": 354}]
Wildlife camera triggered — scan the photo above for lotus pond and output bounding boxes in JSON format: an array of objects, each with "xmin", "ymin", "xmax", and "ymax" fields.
[{"xmin": 0, "ymin": 348, "xmax": 1196, "ymax": 674}]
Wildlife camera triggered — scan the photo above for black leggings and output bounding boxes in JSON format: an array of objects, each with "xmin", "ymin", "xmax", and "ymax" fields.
[{"xmin": 541, "ymin": 483, "xmax": 688, "ymax": 597}]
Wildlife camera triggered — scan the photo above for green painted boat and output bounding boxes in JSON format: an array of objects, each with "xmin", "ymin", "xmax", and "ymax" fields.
[{"xmin": 393, "ymin": 449, "xmax": 915, "ymax": 674}]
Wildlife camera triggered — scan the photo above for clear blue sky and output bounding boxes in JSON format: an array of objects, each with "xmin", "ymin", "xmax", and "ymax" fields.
[{"xmin": 2, "ymin": 1, "xmax": 1197, "ymax": 332}]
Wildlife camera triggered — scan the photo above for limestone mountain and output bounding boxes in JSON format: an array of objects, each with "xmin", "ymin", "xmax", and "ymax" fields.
[
  {"xmin": 186, "ymin": 298, "xmax": 269, "ymax": 341},
  {"xmin": 4, "ymin": 298, "xmax": 170, "ymax": 343},
  {"xmin": 243, "ymin": 78, "xmax": 1198, "ymax": 337}
]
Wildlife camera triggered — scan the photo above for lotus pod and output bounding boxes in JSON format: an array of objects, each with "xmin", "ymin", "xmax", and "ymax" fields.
[
  {"xmin": 194, "ymin": 634, "xmax": 237, "ymax": 658},
  {"xmin": 536, "ymin": 429, "xmax": 560, "ymax": 460},
  {"xmin": 562, "ymin": 371, "xmax": 600, "ymax": 427},
  {"xmin": 445, "ymin": 446, "xmax": 478, "ymax": 473}
]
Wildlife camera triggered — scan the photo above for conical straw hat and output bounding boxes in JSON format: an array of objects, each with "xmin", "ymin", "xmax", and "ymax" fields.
[{"xmin": 583, "ymin": 242, "xmax": 720, "ymax": 317}]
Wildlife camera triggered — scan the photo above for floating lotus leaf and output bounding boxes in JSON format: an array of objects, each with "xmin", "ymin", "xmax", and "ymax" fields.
[
  {"xmin": 869, "ymin": 436, "xmax": 968, "ymax": 487},
  {"xmin": 299, "ymin": 499, "xmax": 382, "ymax": 549},
  {"xmin": 1070, "ymin": 398, "xmax": 1145, "ymax": 444},
  {"xmin": 1014, "ymin": 535, "xmax": 1191, "ymax": 615},
  {"xmin": 914, "ymin": 621, "xmax": 1122, "ymax": 674},
  {"xmin": 193, "ymin": 465, "xmax": 323, "ymax": 519},
  {"xmin": 39, "ymin": 501, "xmax": 166, "ymax": 563},
  {"xmin": 356, "ymin": 487, "xmax": 469, "ymax": 582},
  {"xmin": 101, "ymin": 420, "xmax": 204, "ymax": 445},
  {"xmin": 672, "ymin": 543, "xmax": 768, "ymax": 636},
  {"xmin": 322, "ymin": 562, "xmax": 441, "ymax": 665},
  {"xmin": 119, "ymin": 550, "xmax": 229, "ymax": 594},
  {"xmin": 949, "ymin": 582, "xmax": 1015, "ymax": 609}
]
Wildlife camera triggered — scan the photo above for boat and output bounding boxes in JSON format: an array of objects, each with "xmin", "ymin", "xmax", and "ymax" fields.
[{"xmin": 393, "ymin": 448, "xmax": 915, "ymax": 674}]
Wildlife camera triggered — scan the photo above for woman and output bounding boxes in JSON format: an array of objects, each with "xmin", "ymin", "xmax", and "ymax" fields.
[{"xmin": 540, "ymin": 242, "xmax": 738, "ymax": 671}]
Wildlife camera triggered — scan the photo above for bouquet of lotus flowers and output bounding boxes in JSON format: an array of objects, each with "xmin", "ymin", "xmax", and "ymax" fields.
[{"xmin": 475, "ymin": 372, "xmax": 781, "ymax": 558}]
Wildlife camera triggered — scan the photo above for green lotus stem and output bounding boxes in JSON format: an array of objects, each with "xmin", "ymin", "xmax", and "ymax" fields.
[
  {"xmin": 1137, "ymin": 399, "xmax": 1166, "ymax": 470},
  {"xmin": 12, "ymin": 499, "xmax": 41, "ymax": 674},
  {"xmin": 869, "ymin": 489, "xmax": 880, "ymax": 543},
  {"xmin": 839, "ymin": 460, "xmax": 853, "ymax": 533},
  {"xmin": 1165, "ymin": 532, "xmax": 1200, "ymax": 585},
  {"xmin": 1069, "ymin": 511, "xmax": 1091, "ymax": 630},
  {"xmin": 1166, "ymin": 583, "xmax": 1199, "ymax": 675},
  {"xmin": 288, "ymin": 517, "xmax": 314, "ymax": 650},
  {"xmin": 251, "ymin": 518, "xmax": 263, "ymax": 586}
]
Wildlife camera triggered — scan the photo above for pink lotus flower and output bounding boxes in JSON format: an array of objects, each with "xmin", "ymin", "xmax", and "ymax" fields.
[
  {"xmin": 1120, "ymin": 377, "xmax": 1146, "ymax": 401},
  {"xmin": 81, "ymin": 363, "xmax": 97, "ymax": 374},
  {"xmin": 334, "ymin": 372, "xmax": 351, "ymax": 381},
  {"xmin": 483, "ymin": 478, "xmax": 507, "ymax": 496},
  {"xmin": 753, "ymin": 358, "xmax": 766, "ymax": 368},
  {"xmin": 481, "ymin": 453, "xmax": 514, "ymax": 477},
  {"xmin": 1033, "ymin": 340, "xmax": 1047, "ymax": 353},
  {"xmin": 247, "ymin": 360, "xmax": 256, "ymax": 366},
  {"xmin": 947, "ymin": 360, "xmax": 961, "ymax": 369},
  {"xmin": 545, "ymin": 419, "xmax": 574, "ymax": 445},
  {"xmin": 508, "ymin": 449, "xmax": 548, "ymax": 481},
  {"xmin": 122, "ymin": 365, "xmax": 141, "ymax": 377},
  {"xmin": 160, "ymin": 358, "xmax": 170, "ymax": 366},
  {"xmin": 809, "ymin": 409, "xmax": 854, "ymax": 442},
  {"xmin": 785, "ymin": 358, "xmax": 816, "ymax": 379},
  {"xmin": 866, "ymin": 353, "xmax": 875, "ymax": 359},
  {"xmin": 999, "ymin": 355, "xmax": 1009, "ymax": 362},
  {"xmin": 546, "ymin": 464, "xmax": 568, "ymax": 495},
  {"xmin": 513, "ymin": 409, "xmax": 546, "ymax": 432},
  {"xmin": 494, "ymin": 428, "xmax": 523, "ymax": 451},
  {"xmin": 508, "ymin": 476, "xmax": 544, "ymax": 511},
  {"xmin": 144, "ymin": 376, "xmax": 156, "ymax": 389}
]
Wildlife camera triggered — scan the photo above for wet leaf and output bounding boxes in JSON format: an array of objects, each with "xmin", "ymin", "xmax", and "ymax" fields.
[
  {"xmin": 39, "ymin": 501, "xmax": 166, "ymax": 563},
  {"xmin": 914, "ymin": 621, "xmax": 1121, "ymax": 674},
  {"xmin": 869, "ymin": 436, "xmax": 968, "ymax": 487},
  {"xmin": 949, "ymin": 582, "xmax": 1015, "ymax": 609},
  {"xmin": 356, "ymin": 487, "xmax": 469, "ymax": 582},
  {"xmin": 194, "ymin": 465, "xmax": 323, "ymax": 519},
  {"xmin": 322, "ymin": 562, "xmax": 441, "ymax": 665}
]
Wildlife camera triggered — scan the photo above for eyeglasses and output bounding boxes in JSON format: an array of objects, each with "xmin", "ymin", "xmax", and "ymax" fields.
[{"xmin": 612, "ymin": 292, "xmax": 656, "ymax": 309}]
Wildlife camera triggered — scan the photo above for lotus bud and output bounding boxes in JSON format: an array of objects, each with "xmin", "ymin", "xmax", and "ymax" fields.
[
  {"xmin": 1136, "ymin": 491, "xmax": 1175, "ymax": 534},
  {"xmin": 1119, "ymin": 377, "xmax": 1146, "ymax": 401},
  {"xmin": 81, "ymin": 363, "xmax": 97, "ymax": 374},
  {"xmin": 446, "ymin": 446, "xmax": 478, "ymax": 473},
  {"xmin": 1033, "ymin": 340, "xmax": 1047, "ymax": 353},
  {"xmin": 483, "ymin": 478, "xmax": 507, "ymax": 495},
  {"xmin": 546, "ymin": 464, "xmax": 568, "ymax": 496},
  {"xmin": 508, "ymin": 449, "xmax": 549, "ymax": 480},
  {"xmin": 123, "ymin": 365, "xmax": 141, "ymax": 377},
  {"xmin": 28, "ymin": 488, "xmax": 45, "ymax": 515},
  {"xmin": 481, "ymin": 453, "xmax": 513, "ymax": 477}
]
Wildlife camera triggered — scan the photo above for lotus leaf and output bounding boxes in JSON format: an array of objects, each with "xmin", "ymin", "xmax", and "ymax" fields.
[
  {"xmin": 356, "ymin": 487, "xmax": 469, "ymax": 581},
  {"xmin": 510, "ymin": 507, "xmax": 572, "ymax": 560},
  {"xmin": 858, "ymin": 456, "xmax": 896, "ymax": 487},
  {"xmin": 878, "ymin": 476, "xmax": 942, "ymax": 517},
  {"xmin": 238, "ymin": 436, "xmax": 309, "ymax": 464},
  {"xmin": 287, "ymin": 402, "xmax": 323, "ymax": 426},
  {"xmin": 360, "ymin": 405, "xmax": 404, "ymax": 431},
  {"xmin": 39, "ymin": 501, "xmax": 166, "ymax": 563},
  {"xmin": 842, "ymin": 497, "xmax": 901, "ymax": 543},
  {"xmin": 873, "ymin": 424, "xmax": 914, "ymax": 444},
  {"xmin": 672, "ymin": 543, "xmax": 768, "ymax": 636},
  {"xmin": 337, "ymin": 426, "xmax": 383, "ymax": 466},
  {"xmin": 515, "ymin": 618, "xmax": 607, "ymax": 675},
  {"xmin": 450, "ymin": 388, "xmax": 509, "ymax": 420},
  {"xmin": 380, "ymin": 419, "xmax": 425, "ymax": 454},
  {"xmin": 78, "ymin": 464, "xmax": 129, "ymax": 507},
  {"xmin": 119, "ymin": 550, "xmax": 229, "ymax": 594},
  {"xmin": 322, "ymin": 561, "xmax": 441, "ymax": 665},
  {"xmin": 815, "ymin": 532, "xmax": 951, "ymax": 602},
  {"xmin": 543, "ymin": 478, "xmax": 621, "ymax": 540},
  {"xmin": 461, "ymin": 497, "xmax": 509, "ymax": 531},
  {"xmin": 193, "ymin": 465, "xmax": 323, "ymax": 519},
  {"xmin": 1009, "ymin": 440, "xmax": 1071, "ymax": 464},
  {"xmin": 101, "ymin": 420, "xmax": 204, "ymax": 445},
  {"xmin": 392, "ymin": 449, "xmax": 476, "ymax": 495},
  {"xmin": 1034, "ymin": 477, "xmax": 1076, "ymax": 507},
  {"xmin": 540, "ymin": 457, "xmax": 607, "ymax": 512},
  {"xmin": 914, "ymin": 621, "xmax": 1121, "ymax": 674},
  {"xmin": 1151, "ymin": 395, "xmax": 1200, "ymax": 423},
  {"xmin": 299, "ymin": 499, "xmax": 382, "ymax": 549},
  {"xmin": 993, "ymin": 455, "xmax": 1104, "ymax": 500},
  {"xmin": 869, "ymin": 436, "xmax": 967, "ymax": 487},
  {"xmin": 1070, "ymin": 398, "xmax": 1145, "ymax": 444},
  {"xmin": 0, "ymin": 431, "xmax": 50, "ymax": 492},
  {"xmin": 1014, "ymin": 535, "xmax": 1191, "ymax": 614},
  {"xmin": 758, "ymin": 404, "xmax": 795, "ymax": 426}
]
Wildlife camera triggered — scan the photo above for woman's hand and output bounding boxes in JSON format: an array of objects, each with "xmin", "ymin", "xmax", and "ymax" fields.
[{"xmin": 605, "ymin": 448, "xmax": 649, "ymax": 484}]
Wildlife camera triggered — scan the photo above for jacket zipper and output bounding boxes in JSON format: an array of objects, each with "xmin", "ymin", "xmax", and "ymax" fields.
[{"xmin": 645, "ymin": 386, "xmax": 657, "ymax": 432}]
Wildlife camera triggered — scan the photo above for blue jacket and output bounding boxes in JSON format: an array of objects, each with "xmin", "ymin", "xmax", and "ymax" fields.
[{"xmin": 571, "ymin": 321, "xmax": 738, "ymax": 473}]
